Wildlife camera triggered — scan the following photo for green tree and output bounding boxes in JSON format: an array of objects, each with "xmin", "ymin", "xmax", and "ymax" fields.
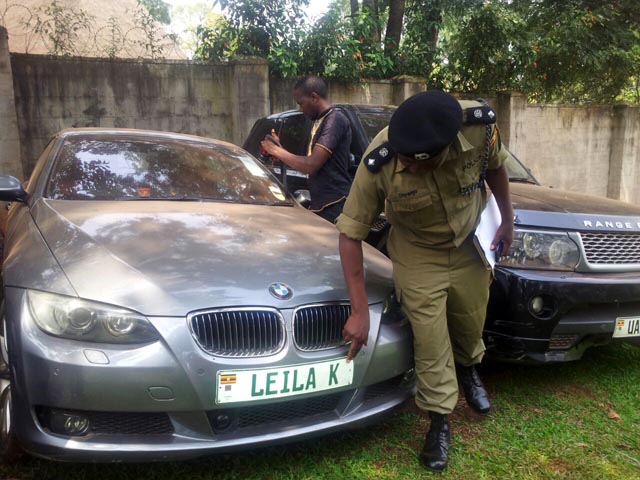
[
  {"xmin": 194, "ymin": 0, "xmax": 309, "ymax": 77},
  {"xmin": 438, "ymin": 0, "xmax": 530, "ymax": 93},
  {"xmin": 397, "ymin": 0, "xmax": 445, "ymax": 79},
  {"xmin": 514, "ymin": 0, "xmax": 640, "ymax": 103},
  {"xmin": 30, "ymin": 0, "xmax": 94, "ymax": 56},
  {"xmin": 192, "ymin": 0, "xmax": 640, "ymax": 103},
  {"xmin": 301, "ymin": 1, "xmax": 395, "ymax": 80},
  {"xmin": 138, "ymin": 0, "xmax": 171, "ymax": 25},
  {"xmin": 170, "ymin": 1, "xmax": 219, "ymax": 58}
]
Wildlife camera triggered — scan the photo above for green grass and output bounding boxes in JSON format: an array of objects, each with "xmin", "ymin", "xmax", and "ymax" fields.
[{"xmin": 1, "ymin": 343, "xmax": 638, "ymax": 480}]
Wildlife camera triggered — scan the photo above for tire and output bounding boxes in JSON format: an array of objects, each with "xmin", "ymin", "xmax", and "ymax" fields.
[{"xmin": 0, "ymin": 302, "xmax": 23, "ymax": 463}]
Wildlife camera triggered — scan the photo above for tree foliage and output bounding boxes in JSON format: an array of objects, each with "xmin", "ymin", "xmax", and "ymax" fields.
[
  {"xmin": 31, "ymin": 0, "xmax": 94, "ymax": 56},
  {"xmin": 195, "ymin": 0, "xmax": 309, "ymax": 77},
  {"xmin": 138, "ymin": 0, "xmax": 171, "ymax": 25},
  {"xmin": 192, "ymin": 0, "xmax": 640, "ymax": 103}
]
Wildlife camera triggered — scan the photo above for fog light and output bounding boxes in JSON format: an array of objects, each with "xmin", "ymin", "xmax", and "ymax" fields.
[
  {"xmin": 527, "ymin": 295, "xmax": 557, "ymax": 319},
  {"xmin": 529, "ymin": 296, "xmax": 544, "ymax": 314},
  {"xmin": 50, "ymin": 410, "xmax": 91, "ymax": 436},
  {"xmin": 211, "ymin": 413, "xmax": 232, "ymax": 431}
]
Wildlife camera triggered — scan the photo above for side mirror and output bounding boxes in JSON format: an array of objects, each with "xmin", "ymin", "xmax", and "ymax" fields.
[
  {"xmin": 0, "ymin": 176, "xmax": 28, "ymax": 202},
  {"xmin": 293, "ymin": 189, "xmax": 311, "ymax": 208}
]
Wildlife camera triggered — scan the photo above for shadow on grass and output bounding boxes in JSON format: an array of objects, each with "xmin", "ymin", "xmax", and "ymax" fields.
[{"xmin": 1, "ymin": 343, "xmax": 638, "ymax": 480}]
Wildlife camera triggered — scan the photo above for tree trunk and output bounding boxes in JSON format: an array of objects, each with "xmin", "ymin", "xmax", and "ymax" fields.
[
  {"xmin": 350, "ymin": 0, "xmax": 359, "ymax": 17},
  {"xmin": 362, "ymin": 0, "xmax": 380, "ymax": 43},
  {"xmin": 385, "ymin": 0, "xmax": 405, "ymax": 57}
]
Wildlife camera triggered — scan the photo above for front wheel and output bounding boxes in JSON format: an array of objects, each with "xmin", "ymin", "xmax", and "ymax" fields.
[{"xmin": 0, "ymin": 303, "xmax": 23, "ymax": 463}]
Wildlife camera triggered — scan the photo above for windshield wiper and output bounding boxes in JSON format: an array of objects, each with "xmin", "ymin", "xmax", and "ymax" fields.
[
  {"xmin": 116, "ymin": 197, "xmax": 293, "ymax": 205},
  {"xmin": 116, "ymin": 197, "xmax": 207, "ymax": 201},
  {"xmin": 509, "ymin": 177, "xmax": 538, "ymax": 184}
]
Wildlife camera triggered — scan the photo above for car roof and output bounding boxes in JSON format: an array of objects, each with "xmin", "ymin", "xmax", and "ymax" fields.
[
  {"xmin": 55, "ymin": 127, "xmax": 236, "ymax": 149},
  {"xmin": 264, "ymin": 104, "xmax": 396, "ymax": 120}
]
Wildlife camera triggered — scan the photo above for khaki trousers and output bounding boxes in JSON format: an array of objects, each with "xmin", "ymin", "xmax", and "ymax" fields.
[{"xmin": 389, "ymin": 234, "xmax": 491, "ymax": 414}]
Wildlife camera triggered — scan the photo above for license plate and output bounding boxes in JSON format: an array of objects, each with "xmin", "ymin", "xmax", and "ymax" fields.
[
  {"xmin": 216, "ymin": 358, "xmax": 354, "ymax": 404},
  {"xmin": 613, "ymin": 316, "xmax": 640, "ymax": 338},
  {"xmin": 272, "ymin": 167, "xmax": 308, "ymax": 179}
]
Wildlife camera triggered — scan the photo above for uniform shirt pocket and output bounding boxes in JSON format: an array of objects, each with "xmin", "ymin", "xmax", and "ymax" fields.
[{"xmin": 387, "ymin": 190, "xmax": 436, "ymax": 227}]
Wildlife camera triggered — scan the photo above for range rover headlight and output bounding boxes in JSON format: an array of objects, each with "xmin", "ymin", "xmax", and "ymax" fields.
[
  {"xmin": 380, "ymin": 291, "xmax": 409, "ymax": 326},
  {"xmin": 497, "ymin": 229, "xmax": 580, "ymax": 271},
  {"xmin": 27, "ymin": 290, "xmax": 159, "ymax": 343}
]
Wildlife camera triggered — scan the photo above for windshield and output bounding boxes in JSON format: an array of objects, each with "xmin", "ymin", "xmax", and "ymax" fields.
[
  {"xmin": 47, "ymin": 135, "xmax": 293, "ymax": 205},
  {"xmin": 356, "ymin": 109, "xmax": 394, "ymax": 141}
]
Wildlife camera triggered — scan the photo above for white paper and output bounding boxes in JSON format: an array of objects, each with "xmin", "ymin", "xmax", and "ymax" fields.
[{"xmin": 474, "ymin": 195, "xmax": 502, "ymax": 270}]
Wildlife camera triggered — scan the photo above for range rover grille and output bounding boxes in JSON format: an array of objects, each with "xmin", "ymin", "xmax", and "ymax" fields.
[
  {"xmin": 189, "ymin": 309, "xmax": 284, "ymax": 357},
  {"xmin": 293, "ymin": 304, "xmax": 351, "ymax": 351},
  {"xmin": 580, "ymin": 232, "xmax": 640, "ymax": 265}
]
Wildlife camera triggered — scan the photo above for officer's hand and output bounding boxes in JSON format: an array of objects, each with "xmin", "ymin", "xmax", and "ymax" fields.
[
  {"xmin": 342, "ymin": 311, "xmax": 370, "ymax": 362},
  {"xmin": 491, "ymin": 222, "xmax": 513, "ymax": 256}
]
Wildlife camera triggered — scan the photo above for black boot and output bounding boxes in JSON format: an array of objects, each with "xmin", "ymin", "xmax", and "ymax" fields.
[
  {"xmin": 457, "ymin": 364, "xmax": 491, "ymax": 414},
  {"xmin": 419, "ymin": 412, "xmax": 450, "ymax": 472}
]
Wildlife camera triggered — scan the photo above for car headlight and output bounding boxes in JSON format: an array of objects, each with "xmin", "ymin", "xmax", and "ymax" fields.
[
  {"xmin": 380, "ymin": 291, "xmax": 409, "ymax": 326},
  {"xmin": 27, "ymin": 290, "xmax": 160, "ymax": 343},
  {"xmin": 496, "ymin": 229, "xmax": 580, "ymax": 271}
]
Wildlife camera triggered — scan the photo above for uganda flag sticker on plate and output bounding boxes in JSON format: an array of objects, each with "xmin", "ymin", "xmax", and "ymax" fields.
[{"xmin": 219, "ymin": 374, "xmax": 237, "ymax": 385}]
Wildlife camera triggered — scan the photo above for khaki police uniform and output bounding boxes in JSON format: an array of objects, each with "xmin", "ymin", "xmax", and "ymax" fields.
[{"xmin": 336, "ymin": 100, "xmax": 508, "ymax": 414}]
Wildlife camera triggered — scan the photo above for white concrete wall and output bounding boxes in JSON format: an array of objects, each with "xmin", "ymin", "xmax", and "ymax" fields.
[
  {"xmin": 9, "ymin": 54, "xmax": 270, "ymax": 175},
  {"xmin": 0, "ymin": 27, "xmax": 22, "ymax": 180},
  {"xmin": 1, "ymin": 38, "xmax": 638, "ymax": 205}
]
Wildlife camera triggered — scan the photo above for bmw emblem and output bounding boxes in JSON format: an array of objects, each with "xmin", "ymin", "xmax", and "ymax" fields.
[{"xmin": 269, "ymin": 283, "xmax": 293, "ymax": 300}]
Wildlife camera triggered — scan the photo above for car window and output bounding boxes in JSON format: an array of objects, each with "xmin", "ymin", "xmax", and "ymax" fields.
[
  {"xmin": 242, "ymin": 118, "xmax": 280, "ymax": 158},
  {"xmin": 503, "ymin": 149, "xmax": 538, "ymax": 183},
  {"xmin": 46, "ymin": 136, "xmax": 293, "ymax": 205},
  {"xmin": 280, "ymin": 114, "xmax": 312, "ymax": 155},
  {"xmin": 358, "ymin": 112, "xmax": 393, "ymax": 141}
]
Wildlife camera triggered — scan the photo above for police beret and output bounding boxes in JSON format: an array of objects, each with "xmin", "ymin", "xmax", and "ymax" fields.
[{"xmin": 388, "ymin": 91, "xmax": 463, "ymax": 159}]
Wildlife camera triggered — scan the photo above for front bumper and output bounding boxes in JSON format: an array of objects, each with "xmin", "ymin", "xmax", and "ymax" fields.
[
  {"xmin": 485, "ymin": 267, "xmax": 640, "ymax": 362},
  {"xmin": 5, "ymin": 287, "xmax": 414, "ymax": 462}
]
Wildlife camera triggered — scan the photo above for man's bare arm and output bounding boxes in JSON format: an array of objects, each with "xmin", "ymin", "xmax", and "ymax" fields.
[{"xmin": 261, "ymin": 129, "xmax": 330, "ymax": 175}]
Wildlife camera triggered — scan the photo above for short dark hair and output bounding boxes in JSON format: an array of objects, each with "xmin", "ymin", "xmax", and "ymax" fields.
[{"xmin": 294, "ymin": 76, "xmax": 328, "ymax": 99}]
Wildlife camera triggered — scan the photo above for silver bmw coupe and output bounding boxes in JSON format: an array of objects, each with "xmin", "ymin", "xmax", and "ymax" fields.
[{"xmin": 0, "ymin": 129, "xmax": 414, "ymax": 462}]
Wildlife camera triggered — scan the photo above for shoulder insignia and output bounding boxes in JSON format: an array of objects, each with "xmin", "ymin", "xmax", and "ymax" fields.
[
  {"xmin": 462, "ymin": 104, "xmax": 497, "ymax": 125},
  {"xmin": 364, "ymin": 142, "xmax": 395, "ymax": 173}
]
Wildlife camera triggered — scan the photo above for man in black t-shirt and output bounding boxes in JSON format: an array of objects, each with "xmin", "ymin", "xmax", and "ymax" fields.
[{"xmin": 260, "ymin": 76, "xmax": 352, "ymax": 223}]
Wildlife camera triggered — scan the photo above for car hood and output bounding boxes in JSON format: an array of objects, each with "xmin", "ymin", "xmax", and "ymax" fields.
[
  {"xmin": 510, "ymin": 183, "xmax": 640, "ymax": 231},
  {"xmin": 32, "ymin": 200, "xmax": 393, "ymax": 316}
]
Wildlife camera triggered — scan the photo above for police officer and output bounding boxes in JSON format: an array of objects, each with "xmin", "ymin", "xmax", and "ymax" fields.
[
  {"xmin": 336, "ymin": 91, "xmax": 513, "ymax": 472},
  {"xmin": 260, "ymin": 76, "xmax": 352, "ymax": 223}
]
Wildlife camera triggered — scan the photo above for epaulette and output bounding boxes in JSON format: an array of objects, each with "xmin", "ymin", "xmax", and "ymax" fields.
[
  {"xmin": 462, "ymin": 104, "xmax": 497, "ymax": 125},
  {"xmin": 363, "ymin": 141, "xmax": 395, "ymax": 173}
]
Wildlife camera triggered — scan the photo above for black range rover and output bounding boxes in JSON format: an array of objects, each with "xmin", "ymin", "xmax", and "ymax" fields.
[{"xmin": 243, "ymin": 104, "xmax": 640, "ymax": 363}]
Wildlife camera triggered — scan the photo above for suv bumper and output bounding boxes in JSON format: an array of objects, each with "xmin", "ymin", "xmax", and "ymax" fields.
[{"xmin": 484, "ymin": 267, "xmax": 640, "ymax": 362}]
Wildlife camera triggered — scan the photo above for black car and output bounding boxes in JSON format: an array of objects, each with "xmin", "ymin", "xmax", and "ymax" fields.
[{"xmin": 243, "ymin": 105, "xmax": 640, "ymax": 363}]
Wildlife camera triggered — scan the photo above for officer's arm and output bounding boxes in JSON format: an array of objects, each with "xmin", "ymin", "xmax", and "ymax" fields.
[
  {"xmin": 485, "ymin": 165, "xmax": 513, "ymax": 254},
  {"xmin": 260, "ymin": 140, "xmax": 330, "ymax": 175},
  {"xmin": 339, "ymin": 233, "xmax": 370, "ymax": 362}
]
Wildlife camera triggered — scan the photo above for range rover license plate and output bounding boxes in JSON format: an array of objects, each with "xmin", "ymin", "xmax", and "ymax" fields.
[
  {"xmin": 216, "ymin": 358, "xmax": 354, "ymax": 404},
  {"xmin": 613, "ymin": 316, "xmax": 640, "ymax": 338}
]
